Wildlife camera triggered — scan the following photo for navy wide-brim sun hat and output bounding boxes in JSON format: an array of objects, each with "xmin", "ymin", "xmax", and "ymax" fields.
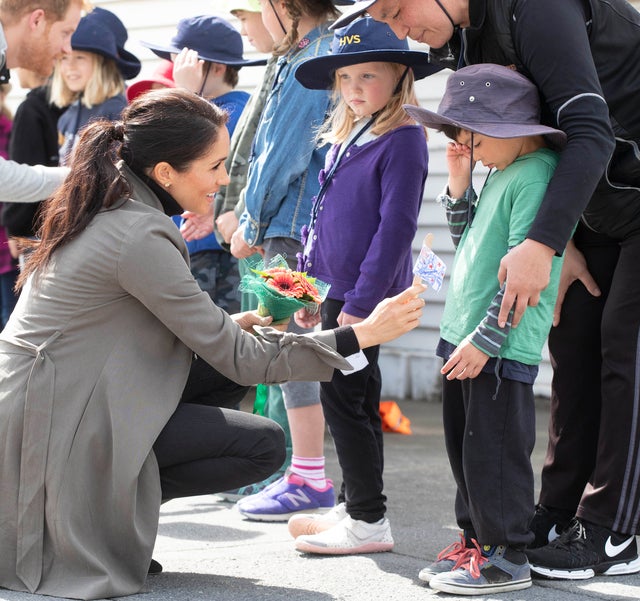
[
  {"xmin": 403, "ymin": 64, "xmax": 567, "ymax": 149},
  {"xmin": 141, "ymin": 15, "xmax": 266, "ymax": 67},
  {"xmin": 71, "ymin": 7, "xmax": 141, "ymax": 80},
  {"xmin": 295, "ymin": 17, "xmax": 442, "ymax": 90}
]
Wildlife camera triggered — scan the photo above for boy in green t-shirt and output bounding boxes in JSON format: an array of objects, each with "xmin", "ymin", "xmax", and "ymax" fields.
[{"xmin": 404, "ymin": 64, "xmax": 568, "ymax": 596}]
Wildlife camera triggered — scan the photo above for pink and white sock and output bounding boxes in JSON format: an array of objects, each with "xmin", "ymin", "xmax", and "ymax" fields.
[{"xmin": 290, "ymin": 455, "xmax": 327, "ymax": 489}]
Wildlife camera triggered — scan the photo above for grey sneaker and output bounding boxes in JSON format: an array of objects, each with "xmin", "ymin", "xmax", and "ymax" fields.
[
  {"xmin": 418, "ymin": 534, "xmax": 478, "ymax": 583},
  {"xmin": 429, "ymin": 545, "xmax": 532, "ymax": 595}
]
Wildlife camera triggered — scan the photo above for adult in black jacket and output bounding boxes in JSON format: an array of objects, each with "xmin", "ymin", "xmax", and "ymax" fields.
[
  {"xmin": 2, "ymin": 82, "xmax": 66, "ymax": 241},
  {"xmin": 337, "ymin": 0, "xmax": 640, "ymax": 585}
]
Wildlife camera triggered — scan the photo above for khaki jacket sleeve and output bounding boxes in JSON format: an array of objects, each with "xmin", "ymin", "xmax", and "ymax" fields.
[{"xmin": 116, "ymin": 213, "xmax": 350, "ymax": 384}]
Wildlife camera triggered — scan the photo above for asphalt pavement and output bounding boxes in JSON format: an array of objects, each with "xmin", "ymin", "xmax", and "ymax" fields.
[{"xmin": 1, "ymin": 398, "xmax": 638, "ymax": 601}]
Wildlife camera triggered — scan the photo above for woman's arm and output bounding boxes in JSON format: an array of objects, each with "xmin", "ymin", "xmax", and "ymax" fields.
[{"xmin": 117, "ymin": 215, "xmax": 426, "ymax": 385}]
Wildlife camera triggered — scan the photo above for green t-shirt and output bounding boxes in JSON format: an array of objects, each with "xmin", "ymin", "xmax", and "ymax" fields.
[{"xmin": 440, "ymin": 148, "xmax": 564, "ymax": 365}]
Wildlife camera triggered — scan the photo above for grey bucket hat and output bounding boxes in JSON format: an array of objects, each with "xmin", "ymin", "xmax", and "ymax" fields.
[{"xmin": 404, "ymin": 64, "xmax": 566, "ymax": 148}]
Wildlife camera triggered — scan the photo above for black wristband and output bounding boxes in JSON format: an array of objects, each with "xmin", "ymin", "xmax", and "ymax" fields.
[{"xmin": 334, "ymin": 326, "xmax": 360, "ymax": 357}]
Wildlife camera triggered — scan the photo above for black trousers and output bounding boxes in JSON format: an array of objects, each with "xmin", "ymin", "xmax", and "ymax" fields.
[
  {"xmin": 320, "ymin": 299, "xmax": 386, "ymax": 523},
  {"xmin": 442, "ymin": 371, "xmax": 535, "ymax": 550},
  {"xmin": 541, "ymin": 225, "xmax": 618, "ymax": 512},
  {"xmin": 544, "ymin": 222, "xmax": 640, "ymax": 534},
  {"xmin": 153, "ymin": 358, "xmax": 285, "ymax": 500}
]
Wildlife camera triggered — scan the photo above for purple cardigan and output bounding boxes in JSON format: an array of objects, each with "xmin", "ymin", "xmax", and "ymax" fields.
[{"xmin": 303, "ymin": 125, "xmax": 428, "ymax": 318}]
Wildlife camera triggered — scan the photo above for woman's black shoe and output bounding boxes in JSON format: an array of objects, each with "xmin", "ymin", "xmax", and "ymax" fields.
[{"xmin": 148, "ymin": 559, "xmax": 163, "ymax": 574}]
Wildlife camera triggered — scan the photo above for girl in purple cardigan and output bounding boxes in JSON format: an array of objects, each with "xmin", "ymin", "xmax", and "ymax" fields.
[{"xmin": 289, "ymin": 17, "xmax": 439, "ymax": 555}]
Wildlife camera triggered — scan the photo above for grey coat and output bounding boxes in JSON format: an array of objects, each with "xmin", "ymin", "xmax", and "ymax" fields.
[{"xmin": 0, "ymin": 167, "xmax": 349, "ymax": 599}]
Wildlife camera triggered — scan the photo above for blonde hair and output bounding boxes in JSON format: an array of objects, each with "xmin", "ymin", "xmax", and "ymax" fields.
[
  {"xmin": 51, "ymin": 52, "xmax": 125, "ymax": 108},
  {"xmin": 319, "ymin": 63, "xmax": 425, "ymax": 146}
]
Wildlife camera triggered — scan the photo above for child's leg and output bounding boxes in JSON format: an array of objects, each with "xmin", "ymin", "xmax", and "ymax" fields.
[
  {"xmin": 235, "ymin": 238, "xmax": 333, "ymax": 521},
  {"xmin": 318, "ymin": 298, "xmax": 385, "ymax": 523},
  {"xmin": 291, "ymin": 298, "xmax": 393, "ymax": 555},
  {"xmin": 419, "ymin": 375, "xmax": 478, "ymax": 583},
  {"xmin": 462, "ymin": 372, "xmax": 536, "ymax": 550},
  {"xmin": 442, "ymin": 375, "xmax": 476, "ymax": 536},
  {"xmin": 428, "ymin": 372, "xmax": 534, "ymax": 593}
]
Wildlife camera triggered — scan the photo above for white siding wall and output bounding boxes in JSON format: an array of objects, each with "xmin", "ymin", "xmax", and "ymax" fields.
[{"xmin": 9, "ymin": 0, "xmax": 640, "ymax": 399}]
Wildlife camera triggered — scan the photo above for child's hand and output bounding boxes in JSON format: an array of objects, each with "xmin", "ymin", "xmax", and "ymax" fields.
[
  {"xmin": 216, "ymin": 211, "xmax": 239, "ymax": 244},
  {"xmin": 445, "ymin": 142, "xmax": 472, "ymax": 198},
  {"xmin": 441, "ymin": 337, "xmax": 489, "ymax": 380},
  {"xmin": 337, "ymin": 311, "xmax": 364, "ymax": 327},
  {"xmin": 180, "ymin": 209, "xmax": 214, "ymax": 241},
  {"xmin": 230, "ymin": 225, "xmax": 261, "ymax": 259},
  {"xmin": 294, "ymin": 308, "xmax": 321, "ymax": 329},
  {"xmin": 173, "ymin": 48, "xmax": 205, "ymax": 94}
]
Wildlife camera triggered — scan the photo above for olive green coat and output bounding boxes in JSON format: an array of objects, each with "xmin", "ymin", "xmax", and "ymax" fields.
[{"xmin": 0, "ymin": 167, "xmax": 348, "ymax": 599}]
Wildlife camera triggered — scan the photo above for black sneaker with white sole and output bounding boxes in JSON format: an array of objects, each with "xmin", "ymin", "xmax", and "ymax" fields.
[
  {"xmin": 528, "ymin": 504, "xmax": 574, "ymax": 549},
  {"xmin": 525, "ymin": 517, "xmax": 640, "ymax": 580}
]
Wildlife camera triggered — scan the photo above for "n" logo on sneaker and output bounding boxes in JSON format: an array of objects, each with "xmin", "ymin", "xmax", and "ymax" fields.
[
  {"xmin": 282, "ymin": 488, "xmax": 311, "ymax": 508},
  {"xmin": 605, "ymin": 536, "xmax": 635, "ymax": 558}
]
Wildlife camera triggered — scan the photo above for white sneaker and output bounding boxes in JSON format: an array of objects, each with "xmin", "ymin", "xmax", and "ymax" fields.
[
  {"xmin": 288, "ymin": 502, "xmax": 348, "ymax": 538},
  {"xmin": 294, "ymin": 515, "xmax": 394, "ymax": 555}
]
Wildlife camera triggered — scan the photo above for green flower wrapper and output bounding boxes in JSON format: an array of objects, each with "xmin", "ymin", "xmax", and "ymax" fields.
[{"xmin": 239, "ymin": 254, "xmax": 330, "ymax": 322}]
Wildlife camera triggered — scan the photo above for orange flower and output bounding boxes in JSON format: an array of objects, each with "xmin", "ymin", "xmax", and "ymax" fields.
[
  {"xmin": 255, "ymin": 267, "xmax": 322, "ymax": 302},
  {"xmin": 265, "ymin": 271, "xmax": 307, "ymax": 298}
]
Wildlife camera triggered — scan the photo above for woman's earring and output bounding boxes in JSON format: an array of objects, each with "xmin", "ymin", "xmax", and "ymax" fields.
[{"xmin": 164, "ymin": 182, "xmax": 171, "ymax": 188}]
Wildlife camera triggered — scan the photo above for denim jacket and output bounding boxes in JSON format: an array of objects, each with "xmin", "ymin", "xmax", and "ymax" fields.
[{"xmin": 239, "ymin": 24, "xmax": 333, "ymax": 246}]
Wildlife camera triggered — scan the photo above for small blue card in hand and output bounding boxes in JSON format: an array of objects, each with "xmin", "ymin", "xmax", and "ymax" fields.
[{"xmin": 413, "ymin": 234, "xmax": 446, "ymax": 292}]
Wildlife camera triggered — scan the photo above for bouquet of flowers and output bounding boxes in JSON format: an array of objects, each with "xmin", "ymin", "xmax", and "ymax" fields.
[{"xmin": 239, "ymin": 254, "xmax": 330, "ymax": 322}]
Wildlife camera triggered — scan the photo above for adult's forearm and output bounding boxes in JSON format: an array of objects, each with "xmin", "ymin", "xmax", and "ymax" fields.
[{"xmin": 0, "ymin": 159, "xmax": 69, "ymax": 203}]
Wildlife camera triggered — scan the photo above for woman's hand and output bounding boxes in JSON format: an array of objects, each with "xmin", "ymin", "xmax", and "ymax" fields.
[
  {"xmin": 351, "ymin": 283, "xmax": 426, "ymax": 349},
  {"xmin": 294, "ymin": 307, "xmax": 321, "ymax": 329},
  {"xmin": 231, "ymin": 310, "xmax": 273, "ymax": 333},
  {"xmin": 180, "ymin": 209, "xmax": 214, "ymax": 241},
  {"xmin": 172, "ymin": 48, "xmax": 204, "ymax": 93},
  {"xmin": 441, "ymin": 337, "xmax": 489, "ymax": 380},
  {"xmin": 232, "ymin": 311, "xmax": 290, "ymax": 333}
]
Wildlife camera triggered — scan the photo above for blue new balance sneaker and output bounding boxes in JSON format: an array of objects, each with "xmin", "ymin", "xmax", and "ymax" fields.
[{"xmin": 237, "ymin": 472, "xmax": 335, "ymax": 522}]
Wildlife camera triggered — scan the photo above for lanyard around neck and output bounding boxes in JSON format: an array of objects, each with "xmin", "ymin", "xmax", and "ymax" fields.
[{"xmin": 309, "ymin": 116, "xmax": 376, "ymax": 230}]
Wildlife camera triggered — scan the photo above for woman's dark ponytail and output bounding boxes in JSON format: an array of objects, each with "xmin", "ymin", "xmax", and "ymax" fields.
[
  {"xmin": 17, "ymin": 120, "xmax": 132, "ymax": 288},
  {"xmin": 17, "ymin": 88, "xmax": 227, "ymax": 289}
]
